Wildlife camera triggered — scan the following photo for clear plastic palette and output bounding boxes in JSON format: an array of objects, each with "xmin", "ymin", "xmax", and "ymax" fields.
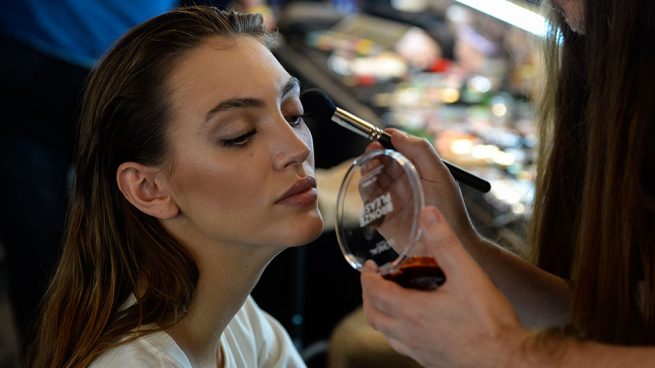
[{"xmin": 335, "ymin": 149, "xmax": 425, "ymax": 275}]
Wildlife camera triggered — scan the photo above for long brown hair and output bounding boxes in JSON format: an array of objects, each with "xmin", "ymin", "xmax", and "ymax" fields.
[
  {"xmin": 29, "ymin": 7, "xmax": 275, "ymax": 367},
  {"xmin": 531, "ymin": 0, "xmax": 655, "ymax": 343}
]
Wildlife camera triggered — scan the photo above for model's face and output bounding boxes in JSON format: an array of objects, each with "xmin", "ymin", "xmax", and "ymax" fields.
[
  {"xmin": 551, "ymin": 0, "xmax": 585, "ymax": 34},
  {"xmin": 161, "ymin": 36, "xmax": 323, "ymax": 251}
]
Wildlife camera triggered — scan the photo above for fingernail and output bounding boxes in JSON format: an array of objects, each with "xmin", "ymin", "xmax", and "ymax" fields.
[{"xmin": 362, "ymin": 259, "xmax": 379, "ymax": 271}]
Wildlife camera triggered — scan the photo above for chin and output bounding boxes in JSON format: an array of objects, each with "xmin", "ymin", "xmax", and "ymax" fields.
[{"xmin": 288, "ymin": 211, "xmax": 324, "ymax": 247}]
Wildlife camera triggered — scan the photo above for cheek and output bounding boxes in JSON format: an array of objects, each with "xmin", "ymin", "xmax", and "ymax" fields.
[
  {"xmin": 210, "ymin": 173, "xmax": 261, "ymax": 210},
  {"xmin": 173, "ymin": 163, "xmax": 269, "ymax": 238},
  {"xmin": 168, "ymin": 154, "xmax": 260, "ymax": 215}
]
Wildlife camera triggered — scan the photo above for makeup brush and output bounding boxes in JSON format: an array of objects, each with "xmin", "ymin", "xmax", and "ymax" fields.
[{"xmin": 301, "ymin": 88, "xmax": 491, "ymax": 193}]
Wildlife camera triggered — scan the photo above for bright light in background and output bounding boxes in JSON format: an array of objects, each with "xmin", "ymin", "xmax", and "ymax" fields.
[
  {"xmin": 441, "ymin": 87, "xmax": 460, "ymax": 103},
  {"xmin": 469, "ymin": 75, "xmax": 492, "ymax": 93},
  {"xmin": 450, "ymin": 139, "xmax": 474, "ymax": 155},
  {"xmin": 453, "ymin": 0, "xmax": 548, "ymax": 37},
  {"xmin": 491, "ymin": 102, "xmax": 508, "ymax": 117}
]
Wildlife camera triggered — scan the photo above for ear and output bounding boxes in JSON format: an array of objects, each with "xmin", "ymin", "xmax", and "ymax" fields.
[{"xmin": 116, "ymin": 162, "xmax": 179, "ymax": 219}]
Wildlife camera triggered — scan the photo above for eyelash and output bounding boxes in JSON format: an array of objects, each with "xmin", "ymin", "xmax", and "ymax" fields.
[
  {"xmin": 222, "ymin": 129, "xmax": 257, "ymax": 147},
  {"xmin": 220, "ymin": 114, "xmax": 302, "ymax": 148},
  {"xmin": 287, "ymin": 114, "xmax": 303, "ymax": 127}
]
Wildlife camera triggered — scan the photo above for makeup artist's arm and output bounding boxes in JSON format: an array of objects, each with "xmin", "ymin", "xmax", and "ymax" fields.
[
  {"xmin": 372, "ymin": 129, "xmax": 571, "ymax": 329},
  {"xmin": 361, "ymin": 206, "xmax": 655, "ymax": 368}
]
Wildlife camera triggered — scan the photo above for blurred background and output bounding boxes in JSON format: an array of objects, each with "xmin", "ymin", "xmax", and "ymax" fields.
[{"xmin": 0, "ymin": 0, "xmax": 547, "ymax": 367}]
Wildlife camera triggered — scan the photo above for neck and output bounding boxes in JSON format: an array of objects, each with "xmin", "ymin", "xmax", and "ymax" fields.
[{"xmin": 167, "ymin": 242, "xmax": 279, "ymax": 367}]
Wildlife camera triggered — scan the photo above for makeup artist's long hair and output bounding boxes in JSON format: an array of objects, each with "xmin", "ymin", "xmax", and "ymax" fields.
[
  {"xmin": 29, "ymin": 7, "xmax": 275, "ymax": 367},
  {"xmin": 530, "ymin": 0, "xmax": 655, "ymax": 344}
]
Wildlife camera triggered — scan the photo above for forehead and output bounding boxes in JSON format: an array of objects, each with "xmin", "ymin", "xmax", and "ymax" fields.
[{"xmin": 166, "ymin": 36, "xmax": 289, "ymax": 112}]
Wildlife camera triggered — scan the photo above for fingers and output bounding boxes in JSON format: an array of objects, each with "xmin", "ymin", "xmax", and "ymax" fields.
[
  {"xmin": 361, "ymin": 271, "xmax": 409, "ymax": 339},
  {"xmin": 365, "ymin": 141, "xmax": 384, "ymax": 153},
  {"xmin": 366, "ymin": 130, "xmax": 443, "ymax": 184},
  {"xmin": 361, "ymin": 267, "xmax": 411, "ymax": 316},
  {"xmin": 418, "ymin": 207, "xmax": 487, "ymax": 286},
  {"xmin": 386, "ymin": 129, "xmax": 445, "ymax": 179},
  {"xmin": 362, "ymin": 259, "xmax": 379, "ymax": 272},
  {"xmin": 385, "ymin": 336, "xmax": 413, "ymax": 360}
]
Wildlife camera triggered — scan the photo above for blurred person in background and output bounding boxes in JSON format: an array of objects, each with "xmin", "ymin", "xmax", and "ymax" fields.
[{"xmin": 0, "ymin": 0, "xmax": 177, "ymax": 347}]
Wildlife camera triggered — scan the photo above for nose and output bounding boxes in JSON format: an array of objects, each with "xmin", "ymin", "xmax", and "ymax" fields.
[{"xmin": 272, "ymin": 116, "xmax": 312, "ymax": 171}]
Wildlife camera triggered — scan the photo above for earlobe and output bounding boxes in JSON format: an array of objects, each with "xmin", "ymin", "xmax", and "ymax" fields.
[{"xmin": 116, "ymin": 162, "xmax": 179, "ymax": 219}]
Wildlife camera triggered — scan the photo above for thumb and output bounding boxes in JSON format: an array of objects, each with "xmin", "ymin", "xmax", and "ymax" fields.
[
  {"xmin": 419, "ymin": 206, "xmax": 480, "ymax": 281},
  {"xmin": 387, "ymin": 129, "xmax": 445, "ymax": 177}
]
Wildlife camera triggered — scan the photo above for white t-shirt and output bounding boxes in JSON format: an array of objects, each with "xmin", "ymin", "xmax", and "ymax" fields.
[{"xmin": 90, "ymin": 296, "xmax": 305, "ymax": 367}]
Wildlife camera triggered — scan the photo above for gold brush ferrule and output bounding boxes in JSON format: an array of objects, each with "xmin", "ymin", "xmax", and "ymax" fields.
[{"xmin": 335, "ymin": 108, "xmax": 384, "ymax": 141}]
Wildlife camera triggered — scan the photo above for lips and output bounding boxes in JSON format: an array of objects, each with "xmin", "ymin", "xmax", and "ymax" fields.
[{"xmin": 276, "ymin": 176, "xmax": 318, "ymax": 205}]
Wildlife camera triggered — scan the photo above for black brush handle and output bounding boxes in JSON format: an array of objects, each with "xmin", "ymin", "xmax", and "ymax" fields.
[{"xmin": 379, "ymin": 132, "xmax": 491, "ymax": 193}]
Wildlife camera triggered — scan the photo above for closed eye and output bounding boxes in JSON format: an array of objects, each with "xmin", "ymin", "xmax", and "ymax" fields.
[{"xmin": 222, "ymin": 129, "xmax": 257, "ymax": 147}]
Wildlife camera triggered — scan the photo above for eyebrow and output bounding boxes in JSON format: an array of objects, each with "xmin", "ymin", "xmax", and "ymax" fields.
[{"xmin": 204, "ymin": 76, "xmax": 301, "ymax": 121}]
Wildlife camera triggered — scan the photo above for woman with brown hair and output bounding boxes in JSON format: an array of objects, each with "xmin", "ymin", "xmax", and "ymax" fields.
[
  {"xmin": 360, "ymin": 0, "xmax": 655, "ymax": 365},
  {"xmin": 29, "ymin": 6, "xmax": 323, "ymax": 367}
]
